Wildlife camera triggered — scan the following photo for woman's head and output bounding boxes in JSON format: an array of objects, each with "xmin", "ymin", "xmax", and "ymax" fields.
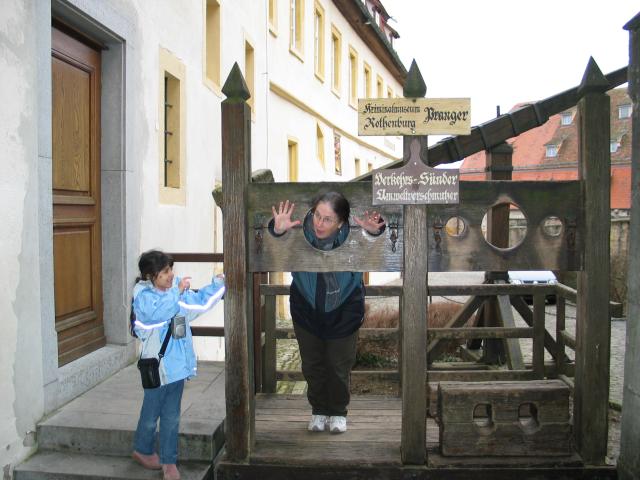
[
  {"xmin": 310, "ymin": 191, "xmax": 350, "ymax": 239},
  {"xmin": 137, "ymin": 250, "xmax": 174, "ymax": 291}
]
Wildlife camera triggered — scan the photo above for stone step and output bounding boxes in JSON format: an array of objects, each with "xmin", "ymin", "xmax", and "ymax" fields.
[
  {"xmin": 14, "ymin": 450, "xmax": 212, "ymax": 480},
  {"xmin": 37, "ymin": 410, "xmax": 224, "ymax": 462},
  {"xmin": 35, "ymin": 363, "xmax": 226, "ymax": 462}
]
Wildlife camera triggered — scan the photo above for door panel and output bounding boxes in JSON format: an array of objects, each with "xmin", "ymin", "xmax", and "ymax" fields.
[{"xmin": 52, "ymin": 26, "xmax": 105, "ymax": 366}]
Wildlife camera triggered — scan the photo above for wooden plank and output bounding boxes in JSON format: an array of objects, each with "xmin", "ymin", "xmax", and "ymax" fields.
[
  {"xmin": 190, "ymin": 326, "xmax": 224, "ymax": 337},
  {"xmin": 560, "ymin": 331, "xmax": 576, "ymax": 351},
  {"xmin": 428, "ymin": 370, "xmax": 534, "ymax": 382},
  {"xmin": 555, "ymin": 296, "xmax": 566, "ymax": 376},
  {"xmin": 248, "ymin": 181, "xmax": 403, "ymax": 272},
  {"xmin": 532, "ymin": 294, "xmax": 546, "ymax": 379},
  {"xmin": 428, "ymin": 327, "xmax": 532, "ymax": 340},
  {"xmin": 169, "ymin": 252, "xmax": 223, "ymax": 263},
  {"xmin": 427, "ymin": 180, "xmax": 583, "ymax": 272},
  {"xmin": 262, "ymin": 295, "xmax": 276, "ymax": 393},
  {"xmin": 496, "ymin": 293, "xmax": 525, "ymax": 370},
  {"xmin": 574, "ymin": 62, "xmax": 612, "ymax": 464},
  {"xmin": 221, "ymin": 65, "xmax": 253, "ymax": 461},
  {"xmin": 401, "ymin": 203, "xmax": 428, "ymax": 464}
]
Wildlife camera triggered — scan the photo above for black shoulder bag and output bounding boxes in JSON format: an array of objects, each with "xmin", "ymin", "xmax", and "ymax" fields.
[{"xmin": 137, "ymin": 320, "xmax": 172, "ymax": 389}]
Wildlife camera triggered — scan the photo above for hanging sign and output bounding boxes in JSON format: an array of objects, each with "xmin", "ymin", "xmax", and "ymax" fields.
[
  {"xmin": 358, "ymin": 98, "xmax": 471, "ymax": 136},
  {"xmin": 372, "ymin": 138, "xmax": 459, "ymax": 205}
]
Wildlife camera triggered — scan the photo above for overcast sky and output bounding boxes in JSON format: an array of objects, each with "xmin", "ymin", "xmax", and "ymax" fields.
[{"xmin": 391, "ymin": 1, "xmax": 638, "ymax": 127}]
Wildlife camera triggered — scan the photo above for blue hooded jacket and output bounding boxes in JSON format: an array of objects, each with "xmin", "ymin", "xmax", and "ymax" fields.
[
  {"xmin": 291, "ymin": 210, "xmax": 363, "ymax": 312},
  {"xmin": 132, "ymin": 276, "xmax": 225, "ymax": 386}
]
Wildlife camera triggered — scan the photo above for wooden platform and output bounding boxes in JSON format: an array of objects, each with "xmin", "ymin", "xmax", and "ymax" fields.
[{"xmin": 215, "ymin": 394, "xmax": 617, "ymax": 479}]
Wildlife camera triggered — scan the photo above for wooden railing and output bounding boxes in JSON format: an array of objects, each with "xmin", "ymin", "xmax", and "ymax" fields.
[{"xmin": 260, "ymin": 282, "xmax": 579, "ymax": 393}]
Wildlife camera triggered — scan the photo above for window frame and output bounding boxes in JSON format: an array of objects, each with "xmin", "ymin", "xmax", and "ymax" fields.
[
  {"xmin": 313, "ymin": 1, "xmax": 325, "ymax": 81},
  {"xmin": 269, "ymin": 0, "xmax": 278, "ymax": 36},
  {"xmin": 203, "ymin": 0, "xmax": 221, "ymax": 92},
  {"xmin": 618, "ymin": 103, "xmax": 632, "ymax": 119},
  {"xmin": 289, "ymin": 0, "xmax": 305, "ymax": 61},
  {"xmin": 330, "ymin": 25, "xmax": 342, "ymax": 97},
  {"xmin": 348, "ymin": 45, "xmax": 358, "ymax": 109}
]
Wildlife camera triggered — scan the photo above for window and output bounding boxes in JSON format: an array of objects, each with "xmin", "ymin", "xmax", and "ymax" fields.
[
  {"xmin": 560, "ymin": 112, "xmax": 572, "ymax": 125},
  {"xmin": 331, "ymin": 26, "xmax": 341, "ymax": 96},
  {"xmin": 290, "ymin": 0, "xmax": 304, "ymax": 59},
  {"xmin": 387, "ymin": 86, "xmax": 393, "ymax": 98},
  {"xmin": 545, "ymin": 144, "xmax": 558, "ymax": 158},
  {"xmin": 159, "ymin": 48, "xmax": 186, "ymax": 205},
  {"xmin": 354, "ymin": 158, "xmax": 361, "ymax": 177},
  {"xmin": 610, "ymin": 140, "xmax": 620, "ymax": 153},
  {"xmin": 367, "ymin": 162, "xmax": 373, "ymax": 172},
  {"xmin": 204, "ymin": 0, "xmax": 221, "ymax": 89},
  {"xmin": 244, "ymin": 40, "xmax": 255, "ymax": 114},
  {"xmin": 288, "ymin": 138, "xmax": 299, "ymax": 181},
  {"xmin": 363, "ymin": 62, "xmax": 372, "ymax": 99},
  {"xmin": 314, "ymin": 2, "xmax": 325, "ymax": 80},
  {"xmin": 376, "ymin": 75, "xmax": 384, "ymax": 98},
  {"xmin": 334, "ymin": 131, "xmax": 342, "ymax": 175},
  {"xmin": 619, "ymin": 104, "xmax": 632, "ymax": 119},
  {"xmin": 269, "ymin": 0, "xmax": 277, "ymax": 34},
  {"xmin": 349, "ymin": 46, "xmax": 358, "ymax": 107},
  {"xmin": 316, "ymin": 123, "xmax": 325, "ymax": 169}
]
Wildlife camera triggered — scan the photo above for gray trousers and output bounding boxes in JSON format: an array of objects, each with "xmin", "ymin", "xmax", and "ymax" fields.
[{"xmin": 293, "ymin": 322, "xmax": 358, "ymax": 416}]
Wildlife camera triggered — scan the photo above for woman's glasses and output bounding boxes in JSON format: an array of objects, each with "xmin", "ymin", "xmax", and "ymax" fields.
[{"xmin": 313, "ymin": 210, "xmax": 338, "ymax": 226}]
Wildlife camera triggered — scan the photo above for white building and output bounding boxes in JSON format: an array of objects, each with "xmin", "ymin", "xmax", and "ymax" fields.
[{"xmin": 0, "ymin": 0, "xmax": 405, "ymax": 474}]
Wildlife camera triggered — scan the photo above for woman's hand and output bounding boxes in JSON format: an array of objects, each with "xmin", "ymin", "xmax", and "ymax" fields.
[
  {"xmin": 178, "ymin": 276, "xmax": 192, "ymax": 293},
  {"xmin": 271, "ymin": 200, "xmax": 301, "ymax": 235},
  {"xmin": 354, "ymin": 210, "xmax": 386, "ymax": 235}
]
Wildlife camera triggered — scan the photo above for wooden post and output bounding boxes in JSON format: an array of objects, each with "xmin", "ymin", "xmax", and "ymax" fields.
[
  {"xmin": 221, "ymin": 63, "xmax": 254, "ymax": 461},
  {"xmin": 619, "ymin": 13, "xmax": 640, "ymax": 480},
  {"xmin": 532, "ymin": 293, "xmax": 545, "ymax": 379},
  {"xmin": 400, "ymin": 60, "xmax": 427, "ymax": 465},
  {"xmin": 574, "ymin": 57, "xmax": 611, "ymax": 465},
  {"xmin": 555, "ymin": 295, "xmax": 566, "ymax": 377},
  {"xmin": 481, "ymin": 143, "xmax": 517, "ymax": 365},
  {"xmin": 262, "ymin": 293, "xmax": 277, "ymax": 393}
]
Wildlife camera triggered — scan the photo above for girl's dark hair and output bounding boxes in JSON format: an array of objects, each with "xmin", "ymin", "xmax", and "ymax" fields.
[
  {"xmin": 131, "ymin": 250, "xmax": 174, "ymax": 336},
  {"xmin": 311, "ymin": 191, "xmax": 350, "ymax": 223},
  {"xmin": 136, "ymin": 250, "xmax": 174, "ymax": 283}
]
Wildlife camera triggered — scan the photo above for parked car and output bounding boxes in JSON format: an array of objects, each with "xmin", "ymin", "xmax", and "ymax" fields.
[{"xmin": 508, "ymin": 270, "xmax": 557, "ymax": 304}]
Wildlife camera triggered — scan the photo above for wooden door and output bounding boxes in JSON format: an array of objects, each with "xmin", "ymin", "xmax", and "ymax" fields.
[{"xmin": 52, "ymin": 26, "xmax": 105, "ymax": 366}]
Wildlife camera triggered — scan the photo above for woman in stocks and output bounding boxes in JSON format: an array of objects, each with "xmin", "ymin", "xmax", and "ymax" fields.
[{"xmin": 270, "ymin": 192, "xmax": 385, "ymax": 433}]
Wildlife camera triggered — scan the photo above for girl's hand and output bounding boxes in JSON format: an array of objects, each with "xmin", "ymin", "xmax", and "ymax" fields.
[
  {"xmin": 271, "ymin": 200, "xmax": 301, "ymax": 235},
  {"xmin": 354, "ymin": 210, "xmax": 386, "ymax": 235},
  {"xmin": 178, "ymin": 276, "xmax": 192, "ymax": 293}
]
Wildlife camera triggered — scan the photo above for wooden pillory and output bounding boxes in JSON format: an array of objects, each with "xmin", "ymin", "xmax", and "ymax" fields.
[{"xmin": 216, "ymin": 55, "xmax": 619, "ymax": 477}]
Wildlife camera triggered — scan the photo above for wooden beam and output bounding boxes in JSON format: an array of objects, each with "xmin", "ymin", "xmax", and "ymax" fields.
[
  {"xmin": 496, "ymin": 293, "xmax": 525, "ymax": 370},
  {"xmin": 262, "ymin": 294, "xmax": 277, "ymax": 393},
  {"xmin": 574, "ymin": 58, "xmax": 611, "ymax": 465},
  {"xmin": 221, "ymin": 63, "xmax": 253, "ymax": 461}
]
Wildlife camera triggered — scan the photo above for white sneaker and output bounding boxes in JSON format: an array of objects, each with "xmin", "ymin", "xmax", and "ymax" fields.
[
  {"xmin": 329, "ymin": 415, "xmax": 347, "ymax": 433},
  {"xmin": 307, "ymin": 414, "xmax": 328, "ymax": 432}
]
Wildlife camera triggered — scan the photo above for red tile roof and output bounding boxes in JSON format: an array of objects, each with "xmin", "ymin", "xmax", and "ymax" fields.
[{"xmin": 460, "ymin": 88, "xmax": 631, "ymax": 209}]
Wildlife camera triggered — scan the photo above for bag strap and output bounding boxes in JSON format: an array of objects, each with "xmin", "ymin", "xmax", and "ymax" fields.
[{"xmin": 158, "ymin": 318, "xmax": 173, "ymax": 359}]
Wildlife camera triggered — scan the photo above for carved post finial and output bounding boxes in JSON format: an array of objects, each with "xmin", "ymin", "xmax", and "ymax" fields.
[
  {"xmin": 577, "ymin": 57, "xmax": 610, "ymax": 97},
  {"xmin": 403, "ymin": 59, "xmax": 426, "ymax": 98},
  {"xmin": 222, "ymin": 62, "xmax": 251, "ymax": 103}
]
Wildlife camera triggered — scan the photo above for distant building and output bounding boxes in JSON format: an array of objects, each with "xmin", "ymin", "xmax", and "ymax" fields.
[{"xmin": 460, "ymin": 87, "xmax": 632, "ymax": 211}]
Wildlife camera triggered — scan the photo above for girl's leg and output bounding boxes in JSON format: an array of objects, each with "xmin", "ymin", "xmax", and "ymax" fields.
[
  {"xmin": 134, "ymin": 387, "xmax": 163, "ymax": 455},
  {"xmin": 158, "ymin": 379, "xmax": 185, "ymax": 465},
  {"xmin": 293, "ymin": 323, "xmax": 330, "ymax": 415},
  {"xmin": 325, "ymin": 330, "xmax": 358, "ymax": 416}
]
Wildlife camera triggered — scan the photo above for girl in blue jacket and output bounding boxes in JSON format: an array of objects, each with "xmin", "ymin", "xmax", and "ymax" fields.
[
  {"xmin": 270, "ymin": 192, "xmax": 384, "ymax": 434},
  {"xmin": 131, "ymin": 250, "xmax": 225, "ymax": 480}
]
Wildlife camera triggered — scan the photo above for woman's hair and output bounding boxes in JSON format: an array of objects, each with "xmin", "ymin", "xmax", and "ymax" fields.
[
  {"xmin": 136, "ymin": 250, "xmax": 174, "ymax": 284},
  {"xmin": 311, "ymin": 191, "xmax": 350, "ymax": 224}
]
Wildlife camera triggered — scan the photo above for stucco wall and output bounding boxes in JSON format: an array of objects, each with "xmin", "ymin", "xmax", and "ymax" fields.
[{"xmin": 0, "ymin": 0, "xmax": 45, "ymax": 473}]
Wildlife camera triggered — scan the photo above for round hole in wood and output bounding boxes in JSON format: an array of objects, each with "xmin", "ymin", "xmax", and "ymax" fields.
[
  {"xmin": 541, "ymin": 216, "xmax": 563, "ymax": 237},
  {"xmin": 445, "ymin": 216, "xmax": 467, "ymax": 237},
  {"xmin": 481, "ymin": 202, "xmax": 526, "ymax": 249}
]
